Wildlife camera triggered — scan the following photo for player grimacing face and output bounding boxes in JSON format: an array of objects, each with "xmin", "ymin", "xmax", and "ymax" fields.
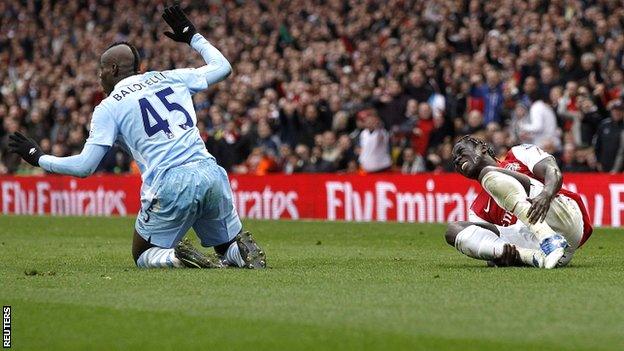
[{"xmin": 452, "ymin": 141, "xmax": 487, "ymax": 179}]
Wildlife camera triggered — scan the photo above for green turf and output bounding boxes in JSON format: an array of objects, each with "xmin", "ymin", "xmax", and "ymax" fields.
[{"xmin": 1, "ymin": 216, "xmax": 623, "ymax": 350}]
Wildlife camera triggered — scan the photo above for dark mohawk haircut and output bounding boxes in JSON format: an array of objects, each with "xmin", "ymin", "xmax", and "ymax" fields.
[
  {"xmin": 456, "ymin": 135, "xmax": 498, "ymax": 160},
  {"xmin": 107, "ymin": 42, "xmax": 141, "ymax": 73}
]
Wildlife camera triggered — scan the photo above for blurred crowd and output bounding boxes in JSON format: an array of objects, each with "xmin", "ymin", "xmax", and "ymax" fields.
[{"xmin": 3, "ymin": 0, "xmax": 624, "ymax": 175}]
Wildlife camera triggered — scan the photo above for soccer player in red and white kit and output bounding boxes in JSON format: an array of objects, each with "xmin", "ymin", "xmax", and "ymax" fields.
[{"xmin": 445, "ymin": 136, "xmax": 593, "ymax": 269}]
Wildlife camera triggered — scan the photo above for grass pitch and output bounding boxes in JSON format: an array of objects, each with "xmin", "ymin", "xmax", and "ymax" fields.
[{"xmin": 1, "ymin": 216, "xmax": 623, "ymax": 351}]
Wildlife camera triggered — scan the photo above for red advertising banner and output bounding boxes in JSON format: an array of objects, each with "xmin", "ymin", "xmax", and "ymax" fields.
[
  {"xmin": 0, "ymin": 175, "xmax": 141, "ymax": 216},
  {"xmin": 1, "ymin": 173, "xmax": 624, "ymax": 227}
]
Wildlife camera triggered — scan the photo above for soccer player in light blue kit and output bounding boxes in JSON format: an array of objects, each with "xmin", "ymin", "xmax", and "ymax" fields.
[{"xmin": 9, "ymin": 5, "xmax": 266, "ymax": 269}]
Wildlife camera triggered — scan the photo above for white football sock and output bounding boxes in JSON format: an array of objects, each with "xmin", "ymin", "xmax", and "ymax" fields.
[
  {"xmin": 136, "ymin": 247, "xmax": 184, "ymax": 268},
  {"xmin": 455, "ymin": 225, "xmax": 543, "ymax": 266},
  {"xmin": 515, "ymin": 247, "xmax": 544, "ymax": 268},
  {"xmin": 224, "ymin": 242, "xmax": 244, "ymax": 267},
  {"xmin": 454, "ymin": 225, "xmax": 506, "ymax": 260},
  {"xmin": 481, "ymin": 171, "xmax": 556, "ymax": 241}
]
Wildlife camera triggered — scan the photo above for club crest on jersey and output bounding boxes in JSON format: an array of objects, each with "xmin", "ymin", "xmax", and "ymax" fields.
[{"xmin": 504, "ymin": 162, "xmax": 520, "ymax": 171}]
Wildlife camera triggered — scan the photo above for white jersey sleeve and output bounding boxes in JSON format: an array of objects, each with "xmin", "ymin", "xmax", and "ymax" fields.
[
  {"xmin": 85, "ymin": 104, "xmax": 117, "ymax": 147},
  {"xmin": 510, "ymin": 144, "xmax": 553, "ymax": 173},
  {"xmin": 167, "ymin": 33, "xmax": 232, "ymax": 95},
  {"xmin": 39, "ymin": 144, "xmax": 109, "ymax": 178}
]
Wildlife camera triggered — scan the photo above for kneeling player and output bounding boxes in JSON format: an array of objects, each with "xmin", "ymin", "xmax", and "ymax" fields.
[
  {"xmin": 445, "ymin": 136, "xmax": 592, "ymax": 269},
  {"xmin": 9, "ymin": 5, "xmax": 265, "ymax": 269}
]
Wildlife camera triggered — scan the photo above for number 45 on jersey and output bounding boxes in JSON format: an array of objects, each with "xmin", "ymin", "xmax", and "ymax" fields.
[{"xmin": 139, "ymin": 87, "xmax": 193, "ymax": 139}]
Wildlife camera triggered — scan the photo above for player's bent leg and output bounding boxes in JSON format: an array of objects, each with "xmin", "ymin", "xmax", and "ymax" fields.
[
  {"xmin": 235, "ymin": 231, "xmax": 266, "ymax": 269},
  {"xmin": 479, "ymin": 167, "xmax": 553, "ymax": 239},
  {"xmin": 214, "ymin": 239, "xmax": 235, "ymax": 256},
  {"xmin": 211, "ymin": 234, "xmax": 267, "ymax": 270},
  {"xmin": 497, "ymin": 223, "xmax": 548, "ymax": 268},
  {"xmin": 192, "ymin": 160, "xmax": 266, "ymax": 269},
  {"xmin": 133, "ymin": 230, "xmax": 183, "ymax": 268},
  {"xmin": 132, "ymin": 229, "xmax": 155, "ymax": 263},
  {"xmin": 556, "ymin": 251, "xmax": 574, "ymax": 267},
  {"xmin": 212, "ymin": 236, "xmax": 244, "ymax": 267},
  {"xmin": 132, "ymin": 164, "xmax": 227, "ymax": 269},
  {"xmin": 479, "ymin": 167, "xmax": 567, "ymax": 268},
  {"xmin": 543, "ymin": 195, "xmax": 583, "ymax": 267},
  {"xmin": 449, "ymin": 221, "xmax": 506, "ymax": 260},
  {"xmin": 132, "ymin": 229, "xmax": 223, "ymax": 269},
  {"xmin": 447, "ymin": 222, "xmax": 544, "ymax": 267},
  {"xmin": 174, "ymin": 239, "xmax": 224, "ymax": 268},
  {"xmin": 444, "ymin": 222, "xmax": 464, "ymax": 246},
  {"xmin": 211, "ymin": 233, "xmax": 267, "ymax": 269},
  {"xmin": 500, "ymin": 174, "xmax": 580, "ymax": 268}
]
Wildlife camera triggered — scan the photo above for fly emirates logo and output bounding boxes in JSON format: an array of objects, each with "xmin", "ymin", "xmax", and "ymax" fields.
[
  {"xmin": 564, "ymin": 182, "xmax": 624, "ymax": 227},
  {"xmin": 1, "ymin": 180, "xmax": 127, "ymax": 215},
  {"xmin": 230, "ymin": 180, "xmax": 299, "ymax": 219},
  {"xmin": 326, "ymin": 180, "xmax": 479, "ymax": 222}
]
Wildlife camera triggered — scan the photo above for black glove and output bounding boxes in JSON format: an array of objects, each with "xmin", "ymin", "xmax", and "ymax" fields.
[
  {"xmin": 8, "ymin": 132, "xmax": 44, "ymax": 167},
  {"xmin": 162, "ymin": 4, "xmax": 197, "ymax": 44}
]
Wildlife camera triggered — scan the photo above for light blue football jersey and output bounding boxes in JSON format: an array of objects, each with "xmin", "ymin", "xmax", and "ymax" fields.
[{"xmin": 85, "ymin": 34, "xmax": 231, "ymax": 201}]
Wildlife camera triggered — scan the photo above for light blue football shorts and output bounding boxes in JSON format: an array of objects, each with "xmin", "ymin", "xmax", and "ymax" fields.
[{"xmin": 135, "ymin": 158, "xmax": 242, "ymax": 249}]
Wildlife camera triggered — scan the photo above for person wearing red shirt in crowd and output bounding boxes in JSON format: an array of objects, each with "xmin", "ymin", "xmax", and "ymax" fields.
[
  {"xmin": 444, "ymin": 136, "xmax": 593, "ymax": 269},
  {"xmin": 410, "ymin": 102, "xmax": 435, "ymax": 157}
]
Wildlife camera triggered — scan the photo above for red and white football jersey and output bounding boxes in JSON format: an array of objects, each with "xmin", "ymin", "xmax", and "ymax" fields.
[{"xmin": 470, "ymin": 144, "xmax": 593, "ymax": 247}]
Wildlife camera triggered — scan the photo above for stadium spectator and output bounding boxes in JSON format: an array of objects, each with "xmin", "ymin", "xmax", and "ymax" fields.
[
  {"xmin": 373, "ymin": 79, "xmax": 410, "ymax": 128},
  {"xmin": 560, "ymin": 143, "xmax": 598, "ymax": 173},
  {"xmin": 469, "ymin": 69, "xmax": 504, "ymax": 125},
  {"xmin": 595, "ymin": 100, "xmax": 624, "ymax": 172},
  {"xmin": 406, "ymin": 70, "xmax": 433, "ymax": 103},
  {"xmin": 254, "ymin": 120, "xmax": 280, "ymax": 158},
  {"xmin": 557, "ymin": 81, "xmax": 582, "ymax": 138},
  {"xmin": 408, "ymin": 102, "xmax": 435, "ymax": 157},
  {"xmin": 358, "ymin": 112, "xmax": 392, "ymax": 173},
  {"xmin": 539, "ymin": 65, "xmax": 560, "ymax": 99},
  {"xmin": 400, "ymin": 147, "xmax": 426, "ymax": 174},
  {"xmin": 519, "ymin": 77, "xmax": 561, "ymax": 150},
  {"xmin": 577, "ymin": 94, "xmax": 605, "ymax": 147}
]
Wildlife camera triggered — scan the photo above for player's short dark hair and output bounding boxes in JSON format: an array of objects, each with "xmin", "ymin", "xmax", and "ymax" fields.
[
  {"xmin": 456, "ymin": 135, "xmax": 497, "ymax": 160},
  {"xmin": 107, "ymin": 41, "xmax": 140, "ymax": 73}
]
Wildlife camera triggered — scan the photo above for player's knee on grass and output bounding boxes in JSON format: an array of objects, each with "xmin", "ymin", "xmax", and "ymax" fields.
[
  {"xmin": 132, "ymin": 245, "xmax": 146, "ymax": 264},
  {"xmin": 445, "ymin": 222, "xmax": 468, "ymax": 246},
  {"xmin": 445, "ymin": 222, "xmax": 501, "ymax": 247},
  {"xmin": 132, "ymin": 230, "xmax": 155, "ymax": 264}
]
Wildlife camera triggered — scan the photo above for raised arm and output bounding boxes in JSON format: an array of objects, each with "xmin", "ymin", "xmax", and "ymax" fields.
[
  {"xmin": 162, "ymin": 4, "xmax": 232, "ymax": 91},
  {"xmin": 189, "ymin": 33, "xmax": 232, "ymax": 85}
]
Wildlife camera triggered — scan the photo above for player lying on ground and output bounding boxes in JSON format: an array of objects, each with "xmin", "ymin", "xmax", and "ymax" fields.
[
  {"xmin": 445, "ymin": 136, "xmax": 593, "ymax": 269},
  {"xmin": 9, "ymin": 5, "xmax": 265, "ymax": 269}
]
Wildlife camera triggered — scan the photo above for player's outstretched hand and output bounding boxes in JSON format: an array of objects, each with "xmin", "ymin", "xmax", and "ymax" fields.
[
  {"xmin": 527, "ymin": 191, "xmax": 553, "ymax": 224},
  {"xmin": 162, "ymin": 4, "xmax": 196, "ymax": 44},
  {"xmin": 8, "ymin": 132, "xmax": 44, "ymax": 167}
]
